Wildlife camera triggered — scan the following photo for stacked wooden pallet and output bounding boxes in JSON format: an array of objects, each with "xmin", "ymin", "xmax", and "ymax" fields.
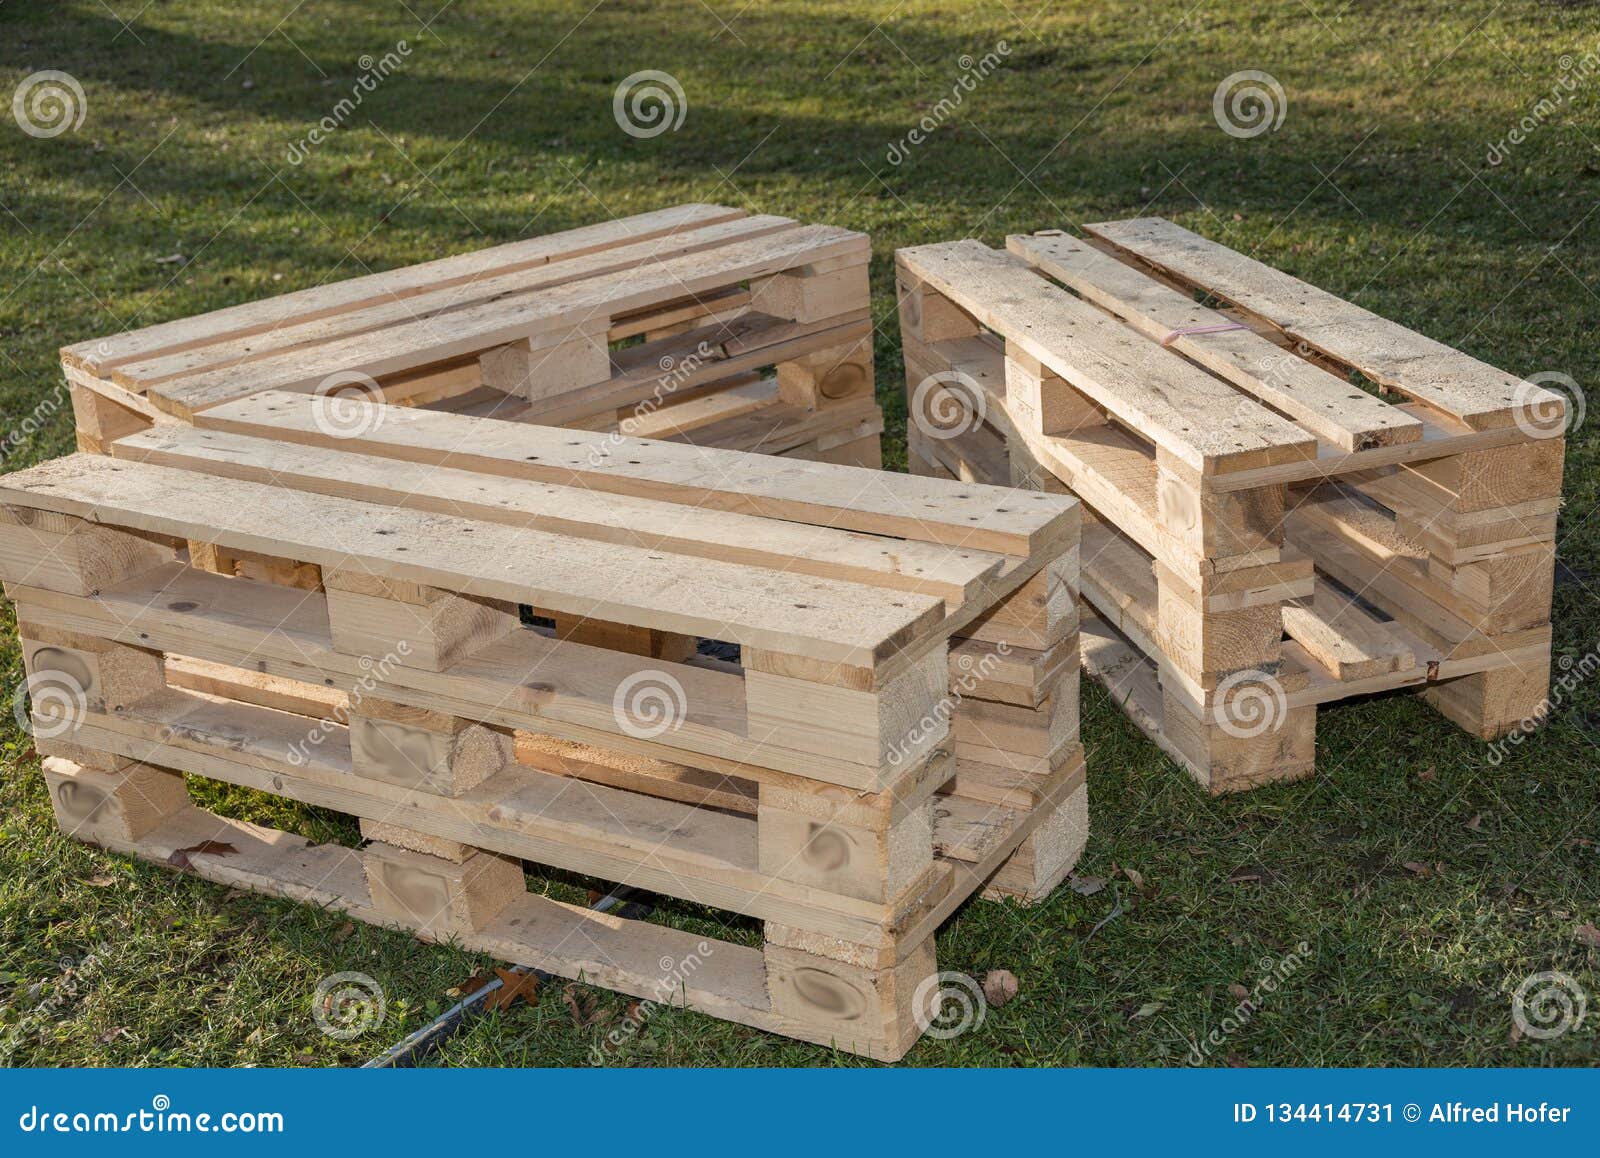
[
  {"xmin": 60, "ymin": 203, "xmax": 883, "ymax": 468},
  {"xmin": 898, "ymin": 218, "xmax": 1561, "ymax": 793},
  {"xmin": 1, "ymin": 391, "xmax": 1081, "ymax": 1060}
]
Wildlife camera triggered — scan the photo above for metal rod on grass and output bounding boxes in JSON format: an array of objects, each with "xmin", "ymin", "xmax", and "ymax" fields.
[{"xmin": 361, "ymin": 885, "xmax": 638, "ymax": 1069}]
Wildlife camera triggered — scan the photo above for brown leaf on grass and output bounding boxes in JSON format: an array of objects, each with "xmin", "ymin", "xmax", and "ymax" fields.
[
  {"xmin": 166, "ymin": 841, "xmax": 237, "ymax": 871},
  {"xmin": 483, "ymin": 969, "xmax": 539, "ymax": 1013},
  {"xmin": 981, "ymin": 969, "xmax": 1019, "ymax": 1007},
  {"xmin": 82, "ymin": 875, "xmax": 117, "ymax": 888},
  {"xmin": 1576, "ymin": 923, "xmax": 1600, "ymax": 949},
  {"xmin": 332, "ymin": 921, "xmax": 356, "ymax": 944},
  {"xmin": 97, "ymin": 1027, "xmax": 128, "ymax": 1044},
  {"xmin": 1402, "ymin": 861, "xmax": 1435, "ymax": 878},
  {"xmin": 563, "ymin": 983, "xmax": 598, "ymax": 1027},
  {"xmin": 446, "ymin": 969, "xmax": 496, "ymax": 999},
  {"xmin": 1464, "ymin": 813, "xmax": 1483, "ymax": 831},
  {"xmin": 1130, "ymin": 1001, "xmax": 1164, "ymax": 1020},
  {"xmin": 1122, "ymin": 867, "xmax": 1146, "ymax": 890},
  {"xmin": 1068, "ymin": 875, "xmax": 1106, "ymax": 897},
  {"xmin": 1418, "ymin": 766, "xmax": 1437, "ymax": 782},
  {"xmin": 1228, "ymin": 983, "xmax": 1250, "ymax": 1001},
  {"xmin": 1227, "ymin": 867, "xmax": 1263, "ymax": 884}
]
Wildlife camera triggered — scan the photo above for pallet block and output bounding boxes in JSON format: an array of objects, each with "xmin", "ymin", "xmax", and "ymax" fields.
[
  {"xmin": 61, "ymin": 204, "xmax": 884, "ymax": 470},
  {"xmin": 899, "ymin": 219, "xmax": 1560, "ymax": 792},
  {"xmin": 4, "ymin": 393, "xmax": 1083, "ymax": 1060}
]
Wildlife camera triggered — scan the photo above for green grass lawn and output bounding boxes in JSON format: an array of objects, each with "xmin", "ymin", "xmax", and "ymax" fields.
[{"xmin": 1, "ymin": 0, "xmax": 1598, "ymax": 1067}]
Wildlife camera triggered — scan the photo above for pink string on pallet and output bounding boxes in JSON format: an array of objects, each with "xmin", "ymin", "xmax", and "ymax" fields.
[{"xmin": 1159, "ymin": 321, "xmax": 1248, "ymax": 346}]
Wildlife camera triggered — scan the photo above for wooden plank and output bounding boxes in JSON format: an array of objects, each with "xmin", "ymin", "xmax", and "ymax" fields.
[
  {"xmin": 62, "ymin": 204, "xmax": 747, "ymax": 374},
  {"xmin": 1007, "ymin": 231, "xmax": 1422, "ymax": 452},
  {"xmin": 148, "ymin": 226, "xmax": 870, "ymax": 419},
  {"xmin": 1082, "ymin": 217, "xmax": 1566, "ymax": 433},
  {"xmin": 0, "ymin": 454, "xmax": 943, "ymax": 668},
  {"xmin": 63, "ymin": 692, "xmax": 926, "ymax": 942},
  {"xmin": 193, "ymin": 390, "xmax": 1073, "ymax": 558},
  {"xmin": 895, "ymin": 241, "xmax": 1316, "ymax": 475},
  {"xmin": 111, "ymin": 216, "xmax": 801, "ymax": 390},
  {"xmin": 1280, "ymin": 579, "xmax": 1416, "ymax": 681},
  {"xmin": 8, "ymin": 570, "xmax": 918, "ymax": 791},
  {"xmin": 112, "ymin": 425, "xmax": 1006, "ymax": 607}
]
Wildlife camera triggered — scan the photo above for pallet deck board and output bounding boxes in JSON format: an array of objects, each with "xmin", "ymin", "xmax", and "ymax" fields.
[
  {"xmin": 0, "ymin": 453, "xmax": 946, "ymax": 668},
  {"xmin": 112, "ymin": 425, "xmax": 1007, "ymax": 607},
  {"xmin": 1007, "ymin": 231, "xmax": 1423, "ymax": 452},
  {"xmin": 896, "ymin": 239, "xmax": 1318, "ymax": 475},
  {"xmin": 60, "ymin": 204, "xmax": 748, "ymax": 375},
  {"xmin": 192, "ymin": 391, "xmax": 1069, "ymax": 558},
  {"xmin": 1081, "ymin": 217, "xmax": 1565, "ymax": 434}
]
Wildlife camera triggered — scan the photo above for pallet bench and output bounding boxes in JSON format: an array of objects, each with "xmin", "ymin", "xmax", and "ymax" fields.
[
  {"xmin": 60, "ymin": 203, "xmax": 883, "ymax": 469},
  {"xmin": 2, "ymin": 391, "xmax": 1082, "ymax": 1060},
  {"xmin": 897, "ymin": 218, "xmax": 1561, "ymax": 793}
]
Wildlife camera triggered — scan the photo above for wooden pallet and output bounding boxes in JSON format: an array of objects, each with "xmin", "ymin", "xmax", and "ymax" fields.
[
  {"xmin": 1, "ymin": 391, "xmax": 1083, "ymax": 1060},
  {"xmin": 897, "ymin": 218, "xmax": 1561, "ymax": 793},
  {"xmin": 61, "ymin": 204, "xmax": 883, "ymax": 469}
]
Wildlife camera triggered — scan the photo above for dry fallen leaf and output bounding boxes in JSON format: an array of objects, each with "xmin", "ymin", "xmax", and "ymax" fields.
[
  {"xmin": 1227, "ymin": 867, "xmax": 1263, "ymax": 884},
  {"xmin": 1122, "ymin": 867, "xmax": 1146, "ymax": 890},
  {"xmin": 332, "ymin": 921, "xmax": 356, "ymax": 944},
  {"xmin": 1130, "ymin": 1001, "xmax": 1164, "ymax": 1020},
  {"xmin": 1464, "ymin": 813, "xmax": 1483, "ymax": 831},
  {"xmin": 483, "ymin": 969, "xmax": 539, "ymax": 1013},
  {"xmin": 1418, "ymin": 766, "xmax": 1437, "ymax": 782},
  {"xmin": 446, "ymin": 969, "xmax": 496, "ymax": 999},
  {"xmin": 1402, "ymin": 861, "xmax": 1434, "ymax": 878},
  {"xmin": 563, "ymin": 983, "xmax": 598, "ymax": 1027},
  {"xmin": 981, "ymin": 969, "xmax": 1019, "ymax": 1007},
  {"xmin": 1576, "ymin": 923, "xmax": 1600, "ymax": 949},
  {"xmin": 1228, "ymin": 983, "xmax": 1250, "ymax": 1001},
  {"xmin": 1069, "ymin": 875, "xmax": 1106, "ymax": 897},
  {"xmin": 82, "ymin": 875, "xmax": 117, "ymax": 888}
]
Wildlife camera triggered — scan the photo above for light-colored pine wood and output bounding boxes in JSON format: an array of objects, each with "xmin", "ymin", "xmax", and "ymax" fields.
[
  {"xmin": 1008, "ymin": 231, "xmax": 1422, "ymax": 451},
  {"xmin": 896, "ymin": 241, "xmax": 1317, "ymax": 475},
  {"xmin": 1082, "ymin": 217, "xmax": 1565, "ymax": 433},
  {"xmin": 0, "ymin": 453, "xmax": 947, "ymax": 670},
  {"xmin": 191, "ymin": 390, "xmax": 1070, "ymax": 558}
]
